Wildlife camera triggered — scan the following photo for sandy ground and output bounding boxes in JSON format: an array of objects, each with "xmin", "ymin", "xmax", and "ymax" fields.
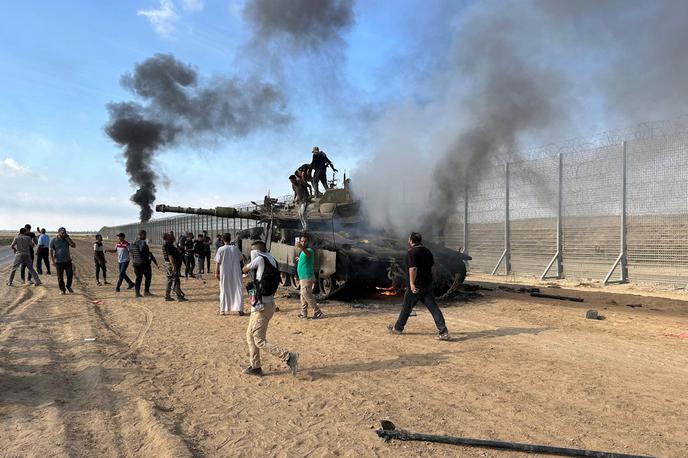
[{"xmin": 1, "ymin": 239, "xmax": 687, "ymax": 457}]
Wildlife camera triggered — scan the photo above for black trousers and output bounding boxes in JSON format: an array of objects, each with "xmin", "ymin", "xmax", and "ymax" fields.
[
  {"xmin": 21, "ymin": 248, "xmax": 35, "ymax": 282},
  {"xmin": 165, "ymin": 262, "xmax": 184, "ymax": 298},
  {"xmin": 55, "ymin": 261, "xmax": 73, "ymax": 292},
  {"xmin": 95, "ymin": 262, "xmax": 107, "ymax": 282},
  {"xmin": 197, "ymin": 254, "xmax": 206, "ymax": 273},
  {"xmin": 183, "ymin": 252, "xmax": 195, "ymax": 277},
  {"xmin": 311, "ymin": 168, "xmax": 328, "ymax": 196},
  {"xmin": 36, "ymin": 247, "xmax": 50, "ymax": 274},
  {"xmin": 205, "ymin": 252, "xmax": 211, "ymax": 272},
  {"xmin": 394, "ymin": 287, "xmax": 447, "ymax": 335},
  {"xmin": 133, "ymin": 263, "xmax": 152, "ymax": 295}
]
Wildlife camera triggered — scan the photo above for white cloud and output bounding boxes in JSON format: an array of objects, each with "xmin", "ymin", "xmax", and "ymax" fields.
[
  {"xmin": 138, "ymin": 0, "xmax": 179, "ymax": 38},
  {"xmin": 0, "ymin": 157, "xmax": 32, "ymax": 177},
  {"xmin": 182, "ymin": 0, "xmax": 204, "ymax": 12}
]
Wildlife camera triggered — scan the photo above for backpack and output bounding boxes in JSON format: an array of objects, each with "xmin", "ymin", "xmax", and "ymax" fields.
[{"xmin": 256, "ymin": 254, "xmax": 280, "ymax": 297}]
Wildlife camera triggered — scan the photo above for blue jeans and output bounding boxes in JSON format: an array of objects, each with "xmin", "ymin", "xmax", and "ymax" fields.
[
  {"xmin": 394, "ymin": 287, "xmax": 448, "ymax": 335},
  {"xmin": 116, "ymin": 261, "xmax": 134, "ymax": 289}
]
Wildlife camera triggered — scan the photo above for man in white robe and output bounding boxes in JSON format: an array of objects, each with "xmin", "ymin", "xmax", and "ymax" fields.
[{"xmin": 215, "ymin": 233, "xmax": 244, "ymax": 316}]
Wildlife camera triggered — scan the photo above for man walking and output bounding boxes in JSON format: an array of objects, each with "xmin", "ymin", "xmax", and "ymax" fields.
[
  {"xmin": 183, "ymin": 232, "xmax": 196, "ymax": 278},
  {"xmin": 162, "ymin": 232, "xmax": 187, "ymax": 302},
  {"xmin": 295, "ymin": 233, "xmax": 323, "ymax": 319},
  {"xmin": 49, "ymin": 227, "xmax": 75, "ymax": 294},
  {"xmin": 94, "ymin": 234, "xmax": 109, "ymax": 285},
  {"xmin": 215, "ymin": 233, "xmax": 244, "ymax": 316},
  {"xmin": 309, "ymin": 146, "xmax": 337, "ymax": 197},
  {"xmin": 388, "ymin": 232, "xmax": 450, "ymax": 340},
  {"xmin": 36, "ymin": 228, "xmax": 51, "ymax": 275},
  {"xmin": 7, "ymin": 227, "xmax": 42, "ymax": 287},
  {"xmin": 203, "ymin": 231, "xmax": 212, "ymax": 274},
  {"xmin": 194, "ymin": 233, "xmax": 206, "ymax": 275},
  {"xmin": 20, "ymin": 224, "xmax": 37, "ymax": 284},
  {"xmin": 130, "ymin": 229, "xmax": 158, "ymax": 298},
  {"xmin": 108, "ymin": 232, "xmax": 135, "ymax": 292},
  {"xmin": 242, "ymin": 240, "xmax": 298, "ymax": 376}
]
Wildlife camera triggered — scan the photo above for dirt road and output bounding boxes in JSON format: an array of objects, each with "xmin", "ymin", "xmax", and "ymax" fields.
[{"xmin": 1, "ymin": 240, "xmax": 686, "ymax": 456}]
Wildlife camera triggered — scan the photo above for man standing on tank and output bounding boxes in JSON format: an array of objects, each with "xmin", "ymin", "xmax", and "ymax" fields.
[
  {"xmin": 388, "ymin": 232, "xmax": 450, "ymax": 340},
  {"xmin": 309, "ymin": 147, "xmax": 337, "ymax": 197},
  {"xmin": 290, "ymin": 174, "xmax": 310, "ymax": 231}
]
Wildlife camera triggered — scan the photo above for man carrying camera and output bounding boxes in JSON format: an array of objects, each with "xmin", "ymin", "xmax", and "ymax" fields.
[{"xmin": 242, "ymin": 240, "xmax": 299, "ymax": 377}]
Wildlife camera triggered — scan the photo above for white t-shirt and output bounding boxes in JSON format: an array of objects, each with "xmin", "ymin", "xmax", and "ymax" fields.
[{"xmin": 246, "ymin": 250, "xmax": 278, "ymax": 301}]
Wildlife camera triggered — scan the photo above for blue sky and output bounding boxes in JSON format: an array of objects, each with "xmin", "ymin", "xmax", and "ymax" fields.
[
  {"xmin": 0, "ymin": 0, "xmax": 471, "ymax": 230},
  {"xmin": 0, "ymin": 1, "xmax": 681, "ymax": 230}
]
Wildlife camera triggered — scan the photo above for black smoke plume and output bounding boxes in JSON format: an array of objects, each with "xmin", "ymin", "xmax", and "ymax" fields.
[
  {"xmin": 242, "ymin": 0, "xmax": 355, "ymax": 52},
  {"xmin": 105, "ymin": 53, "xmax": 290, "ymax": 221}
]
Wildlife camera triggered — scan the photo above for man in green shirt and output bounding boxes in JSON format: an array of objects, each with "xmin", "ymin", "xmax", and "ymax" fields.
[{"xmin": 295, "ymin": 234, "xmax": 323, "ymax": 319}]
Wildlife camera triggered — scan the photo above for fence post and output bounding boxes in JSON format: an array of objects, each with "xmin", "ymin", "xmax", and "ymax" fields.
[
  {"xmin": 541, "ymin": 153, "xmax": 564, "ymax": 280},
  {"xmin": 463, "ymin": 183, "xmax": 469, "ymax": 271},
  {"xmin": 491, "ymin": 162, "xmax": 511, "ymax": 275},
  {"xmin": 604, "ymin": 141, "xmax": 629, "ymax": 284}
]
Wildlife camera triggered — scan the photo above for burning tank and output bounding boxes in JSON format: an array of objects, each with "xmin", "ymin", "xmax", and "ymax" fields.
[{"xmin": 155, "ymin": 180, "xmax": 471, "ymax": 299}]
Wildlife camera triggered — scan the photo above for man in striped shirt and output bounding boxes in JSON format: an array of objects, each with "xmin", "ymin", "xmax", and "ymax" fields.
[{"xmin": 107, "ymin": 233, "xmax": 135, "ymax": 292}]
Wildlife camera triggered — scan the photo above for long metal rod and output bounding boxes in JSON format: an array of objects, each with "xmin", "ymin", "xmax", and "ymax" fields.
[
  {"xmin": 463, "ymin": 183, "xmax": 469, "ymax": 272},
  {"xmin": 377, "ymin": 426, "xmax": 653, "ymax": 458}
]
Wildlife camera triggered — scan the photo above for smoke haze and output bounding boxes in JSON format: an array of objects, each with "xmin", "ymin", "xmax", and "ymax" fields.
[
  {"xmin": 242, "ymin": 0, "xmax": 355, "ymax": 52},
  {"xmin": 105, "ymin": 53, "xmax": 290, "ymax": 221},
  {"xmin": 354, "ymin": 0, "xmax": 688, "ymax": 237}
]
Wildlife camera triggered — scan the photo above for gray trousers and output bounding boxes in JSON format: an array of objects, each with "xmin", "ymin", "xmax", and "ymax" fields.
[
  {"xmin": 8, "ymin": 252, "xmax": 41, "ymax": 285},
  {"xmin": 298, "ymin": 202, "xmax": 308, "ymax": 230}
]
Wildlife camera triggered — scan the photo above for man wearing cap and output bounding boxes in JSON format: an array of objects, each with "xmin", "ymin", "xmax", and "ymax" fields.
[
  {"xmin": 107, "ymin": 233, "xmax": 135, "ymax": 292},
  {"xmin": 309, "ymin": 146, "xmax": 337, "ymax": 197},
  {"xmin": 50, "ymin": 227, "xmax": 75, "ymax": 293},
  {"xmin": 7, "ymin": 227, "xmax": 42, "ymax": 287}
]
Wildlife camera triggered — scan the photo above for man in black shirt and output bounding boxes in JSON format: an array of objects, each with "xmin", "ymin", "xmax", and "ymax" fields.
[
  {"xmin": 294, "ymin": 163, "xmax": 313, "ymax": 196},
  {"xmin": 203, "ymin": 231, "xmax": 212, "ymax": 273},
  {"xmin": 309, "ymin": 146, "xmax": 337, "ymax": 197},
  {"xmin": 130, "ymin": 230, "xmax": 158, "ymax": 298},
  {"xmin": 193, "ymin": 233, "xmax": 206, "ymax": 274},
  {"xmin": 388, "ymin": 232, "xmax": 449, "ymax": 340},
  {"xmin": 183, "ymin": 232, "xmax": 196, "ymax": 278},
  {"xmin": 162, "ymin": 232, "xmax": 187, "ymax": 302}
]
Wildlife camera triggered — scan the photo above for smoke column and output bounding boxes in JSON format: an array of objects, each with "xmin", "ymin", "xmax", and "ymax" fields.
[{"xmin": 105, "ymin": 53, "xmax": 290, "ymax": 221}]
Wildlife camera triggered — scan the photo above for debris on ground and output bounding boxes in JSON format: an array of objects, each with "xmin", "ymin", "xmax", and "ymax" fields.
[
  {"xmin": 531, "ymin": 292, "xmax": 584, "ymax": 302},
  {"xmin": 626, "ymin": 303, "xmax": 643, "ymax": 308},
  {"xmin": 498, "ymin": 286, "xmax": 540, "ymax": 294},
  {"xmin": 585, "ymin": 309, "xmax": 604, "ymax": 320}
]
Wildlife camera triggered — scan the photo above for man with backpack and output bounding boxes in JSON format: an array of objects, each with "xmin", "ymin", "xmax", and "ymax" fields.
[{"xmin": 241, "ymin": 240, "xmax": 299, "ymax": 377}]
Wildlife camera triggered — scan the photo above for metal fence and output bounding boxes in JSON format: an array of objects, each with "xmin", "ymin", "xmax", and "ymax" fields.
[
  {"xmin": 102, "ymin": 121, "xmax": 688, "ymax": 287},
  {"xmin": 438, "ymin": 123, "xmax": 688, "ymax": 287}
]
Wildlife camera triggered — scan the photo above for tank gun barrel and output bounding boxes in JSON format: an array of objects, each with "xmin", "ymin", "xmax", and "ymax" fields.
[{"xmin": 155, "ymin": 204, "xmax": 262, "ymax": 220}]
